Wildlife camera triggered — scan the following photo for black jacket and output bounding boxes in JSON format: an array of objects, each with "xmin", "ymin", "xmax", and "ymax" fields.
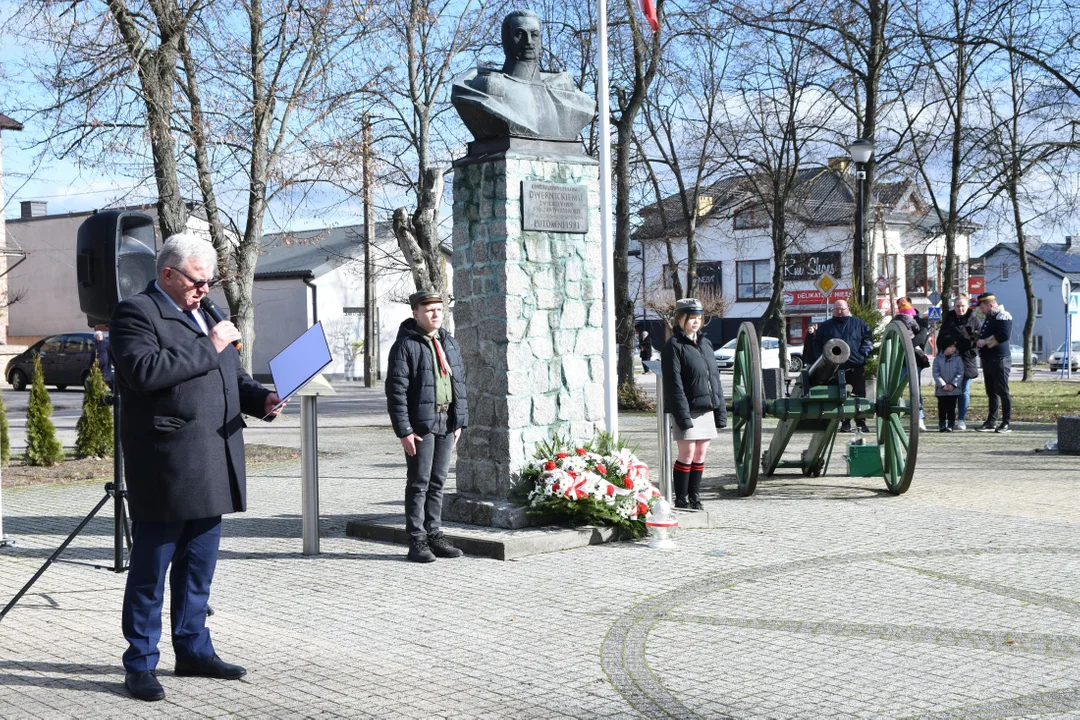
[
  {"xmin": 895, "ymin": 313, "xmax": 931, "ymax": 369},
  {"xmin": 110, "ymin": 284, "xmax": 272, "ymax": 522},
  {"xmin": 93, "ymin": 337, "xmax": 113, "ymax": 383},
  {"xmin": 814, "ymin": 315, "xmax": 873, "ymax": 368},
  {"xmin": 386, "ymin": 319, "xmax": 469, "ymax": 438},
  {"xmin": 937, "ymin": 308, "xmax": 979, "ymax": 379},
  {"xmin": 661, "ymin": 328, "xmax": 727, "ymax": 431},
  {"xmin": 979, "ymin": 307, "xmax": 1013, "ymax": 360}
]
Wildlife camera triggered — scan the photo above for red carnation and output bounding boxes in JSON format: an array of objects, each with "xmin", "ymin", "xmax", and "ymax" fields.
[
  {"xmin": 557, "ymin": 452, "xmax": 568, "ymax": 459},
  {"xmin": 544, "ymin": 461, "xmax": 556, "ymax": 471},
  {"xmin": 605, "ymin": 484, "xmax": 615, "ymax": 496},
  {"xmin": 624, "ymin": 477, "xmax": 634, "ymax": 489},
  {"xmin": 576, "ymin": 448, "xmax": 587, "ymax": 455},
  {"xmin": 552, "ymin": 482, "xmax": 560, "ymax": 492},
  {"xmin": 638, "ymin": 501, "xmax": 649, "ymax": 515}
]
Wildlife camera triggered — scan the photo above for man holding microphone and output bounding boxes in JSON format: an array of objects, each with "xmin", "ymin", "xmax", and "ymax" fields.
[{"xmin": 110, "ymin": 234, "xmax": 284, "ymax": 701}]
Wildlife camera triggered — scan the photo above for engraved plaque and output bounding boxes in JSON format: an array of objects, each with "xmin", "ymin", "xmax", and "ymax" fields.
[{"xmin": 521, "ymin": 181, "xmax": 589, "ymax": 233}]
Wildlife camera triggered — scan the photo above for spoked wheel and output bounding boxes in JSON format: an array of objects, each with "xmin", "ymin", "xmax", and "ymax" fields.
[
  {"xmin": 731, "ymin": 322, "xmax": 763, "ymax": 497},
  {"xmin": 875, "ymin": 321, "xmax": 920, "ymax": 494}
]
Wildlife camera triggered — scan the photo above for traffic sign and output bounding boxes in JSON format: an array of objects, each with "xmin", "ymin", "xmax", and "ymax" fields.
[
  {"xmin": 1064, "ymin": 277, "xmax": 1072, "ymax": 304},
  {"xmin": 928, "ymin": 290, "xmax": 941, "ymax": 306},
  {"xmin": 815, "ymin": 272, "xmax": 837, "ymax": 299},
  {"xmin": 1069, "ymin": 292, "xmax": 1080, "ymax": 315},
  {"xmin": 927, "ymin": 306, "xmax": 942, "ymax": 322}
]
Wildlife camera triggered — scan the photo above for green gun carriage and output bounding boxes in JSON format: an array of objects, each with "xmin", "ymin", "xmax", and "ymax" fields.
[{"xmin": 728, "ymin": 320, "xmax": 920, "ymax": 497}]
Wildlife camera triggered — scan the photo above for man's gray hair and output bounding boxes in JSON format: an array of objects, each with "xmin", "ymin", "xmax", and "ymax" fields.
[{"xmin": 156, "ymin": 233, "xmax": 218, "ymax": 276}]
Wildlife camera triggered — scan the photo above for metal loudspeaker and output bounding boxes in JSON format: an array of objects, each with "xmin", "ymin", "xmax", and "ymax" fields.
[{"xmin": 76, "ymin": 210, "xmax": 158, "ymax": 326}]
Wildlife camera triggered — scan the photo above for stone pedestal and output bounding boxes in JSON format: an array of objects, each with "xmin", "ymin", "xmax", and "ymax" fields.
[
  {"xmin": 444, "ymin": 149, "xmax": 604, "ymax": 528},
  {"xmin": 1058, "ymin": 415, "xmax": 1080, "ymax": 455}
]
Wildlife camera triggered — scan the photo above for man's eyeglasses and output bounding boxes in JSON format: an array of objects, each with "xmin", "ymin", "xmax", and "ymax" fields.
[{"xmin": 169, "ymin": 266, "xmax": 220, "ymax": 289}]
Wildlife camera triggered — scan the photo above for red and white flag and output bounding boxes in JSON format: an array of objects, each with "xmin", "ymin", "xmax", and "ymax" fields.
[{"xmin": 641, "ymin": 0, "xmax": 659, "ymax": 31}]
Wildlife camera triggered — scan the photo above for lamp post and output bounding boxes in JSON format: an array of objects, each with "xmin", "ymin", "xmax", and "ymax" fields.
[{"xmin": 847, "ymin": 138, "xmax": 874, "ymax": 305}]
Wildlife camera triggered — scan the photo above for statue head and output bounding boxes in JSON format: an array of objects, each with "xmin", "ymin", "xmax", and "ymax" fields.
[{"xmin": 501, "ymin": 10, "xmax": 542, "ymax": 64}]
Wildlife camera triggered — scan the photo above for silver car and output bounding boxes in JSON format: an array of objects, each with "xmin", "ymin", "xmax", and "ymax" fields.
[{"xmin": 1049, "ymin": 341, "xmax": 1080, "ymax": 371}]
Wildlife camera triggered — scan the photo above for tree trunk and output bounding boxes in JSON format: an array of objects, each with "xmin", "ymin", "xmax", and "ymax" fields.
[
  {"xmin": 614, "ymin": 119, "xmax": 637, "ymax": 390},
  {"xmin": 1008, "ymin": 177, "xmax": 1035, "ymax": 382}
]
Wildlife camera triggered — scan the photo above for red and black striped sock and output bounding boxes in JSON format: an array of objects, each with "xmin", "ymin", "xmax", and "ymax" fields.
[
  {"xmin": 673, "ymin": 461, "xmax": 691, "ymax": 501},
  {"xmin": 688, "ymin": 463, "xmax": 705, "ymax": 500}
]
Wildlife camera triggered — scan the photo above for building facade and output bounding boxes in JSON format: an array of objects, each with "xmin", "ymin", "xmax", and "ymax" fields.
[
  {"xmin": 632, "ymin": 161, "xmax": 975, "ymax": 347},
  {"xmin": 977, "ymin": 240, "xmax": 1080, "ymax": 360}
]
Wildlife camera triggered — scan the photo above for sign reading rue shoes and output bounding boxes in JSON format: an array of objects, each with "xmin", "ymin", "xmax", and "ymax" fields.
[
  {"xmin": 522, "ymin": 181, "xmax": 589, "ymax": 233},
  {"xmin": 782, "ymin": 252, "xmax": 842, "ymax": 282}
]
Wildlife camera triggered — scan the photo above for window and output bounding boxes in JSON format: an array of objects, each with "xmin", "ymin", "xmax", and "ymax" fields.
[
  {"xmin": 733, "ymin": 207, "xmax": 768, "ymax": 230},
  {"xmin": 1035, "ymin": 298, "xmax": 1043, "ymax": 317},
  {"xmin": 661, "ymin": 263, "xmax": 675, "ymax": 290},
  {"xmin": 697, "ymin": 261, "xmax": 722, "ymax": 298},
  {"xmin": 1034, "ymin": 335, "xmax": 1044, "ymax": 355},
  {"xmin": 61, "ymin": 336, "xmax": 90, "ymax": 355},
  {"xmin": 877, "ymin": 254, "xmax": 897, "ymax": 281},
  {"xmin": 737, "ymin": 259, "xmax": 772, "ymax": 300},
  {"xmin": 39, "ymin": 337, "xmax": 62, "ymax": 354},
  {"xmin": 904, "ymin": 254, "xmax": 941, "ymax": 294}
]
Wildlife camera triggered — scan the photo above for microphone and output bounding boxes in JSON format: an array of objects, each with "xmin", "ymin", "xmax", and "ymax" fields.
[{"xmin": 200, "ymin": 297, "xmax": 243, "ymax": 350}]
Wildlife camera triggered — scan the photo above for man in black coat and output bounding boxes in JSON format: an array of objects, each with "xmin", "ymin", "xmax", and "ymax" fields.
[
  {"xmin": 974, "ymin": 291, "xmax": 1013, "ymax": 433},
  {"xmin": 92, "ymin": 330, "xmax": 113, "ymax": 387},
  {"xmin": 110, "ymin": 234, "xmax": 283, "ymax": 702},
  {"xmin": 814, "ymin": 299, "xmax": 874, "ymax": 433},
  {"xmin": 936, "ymin": 293, "xmax": 979, "ymax": 430},
  {"xmin": 386, "ymin": 291, "xmax": 469, "ymax": 563}
]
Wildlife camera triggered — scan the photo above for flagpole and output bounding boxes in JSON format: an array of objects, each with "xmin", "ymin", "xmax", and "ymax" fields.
[{"xmin": 598, "ymin": 0, "xmax": 618, "ymax": 437}]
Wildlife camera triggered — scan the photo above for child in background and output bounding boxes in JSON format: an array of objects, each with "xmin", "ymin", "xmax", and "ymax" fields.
[{"xmin": 932, "ymin": 340, "xmax": 965, "ymax": 432}]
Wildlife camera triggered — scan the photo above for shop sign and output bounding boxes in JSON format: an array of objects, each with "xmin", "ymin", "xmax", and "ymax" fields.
[
  {"xmin": 783, "ymin": 252, "xmax": 842, "ymax": 282},
  {"xmin": 782, "ymin": 287, "xmax": 853, "ymax": 307}
]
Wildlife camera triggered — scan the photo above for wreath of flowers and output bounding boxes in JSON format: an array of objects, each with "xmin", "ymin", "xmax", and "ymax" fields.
[{"xmin": 515, "ymin": 432, "xmax": 660, "ymax": 538}]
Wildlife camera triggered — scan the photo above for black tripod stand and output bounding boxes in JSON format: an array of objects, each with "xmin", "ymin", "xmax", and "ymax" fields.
[{"xmin": 0, "ymin": 387, "xmax": 130, "ymax": 622}]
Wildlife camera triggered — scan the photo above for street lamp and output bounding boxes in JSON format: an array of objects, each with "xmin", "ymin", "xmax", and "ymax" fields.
[{"xmin": 847, "ymin": 138, "xmax": 875, "ymax": 305}]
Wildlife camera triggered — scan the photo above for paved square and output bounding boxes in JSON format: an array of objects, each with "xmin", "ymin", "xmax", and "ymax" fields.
[{"xmin": 1, "ymin": 384, "xmax": 1078, "ymax": 718}]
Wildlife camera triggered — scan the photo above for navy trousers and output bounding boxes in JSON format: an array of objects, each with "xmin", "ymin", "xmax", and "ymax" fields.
[{"xmin": 121, "ymin": 516, "xmax": 221, "ymax": 672}]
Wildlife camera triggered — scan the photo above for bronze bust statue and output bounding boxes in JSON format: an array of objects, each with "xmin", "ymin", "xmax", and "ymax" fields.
[{"xmin": 451, "ymin": 10, "xmax": 595, "ymax": 143}]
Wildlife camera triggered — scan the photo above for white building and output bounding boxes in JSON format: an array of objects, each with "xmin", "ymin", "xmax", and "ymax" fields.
[
  {"xmin": 631, "ymin": 160, "xmax": 976, "ymax": 347},
  {"xmin": 977, "ymin": 239, "xmax": 1080, "ymax": 360},
  {"xmin": 252, "ymin": 223, "xmax": 423, "ymax": 382}
]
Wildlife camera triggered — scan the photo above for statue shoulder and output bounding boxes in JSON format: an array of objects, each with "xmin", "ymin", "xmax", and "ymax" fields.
[
  {"xmin": 540, "ymin": 70, "xmax": 581, "ymax": 90},
  {"xmin": 454, "ymin": 66, "xmax": 506, "ymax": 98}
]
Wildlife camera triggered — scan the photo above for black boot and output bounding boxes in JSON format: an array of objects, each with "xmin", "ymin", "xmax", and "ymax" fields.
[
  {"xmin": 687, "ymin": 462, "xmax": 705, "ymax": 510},
  {"xmin": 673, "ymin": 462, "xmax": 690, "ymax": 507}
]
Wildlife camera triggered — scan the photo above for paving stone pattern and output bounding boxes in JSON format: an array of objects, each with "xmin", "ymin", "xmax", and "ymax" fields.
[{"xmin": 1, "ymin": 387, "xmax": 1080, "ymax": 718}]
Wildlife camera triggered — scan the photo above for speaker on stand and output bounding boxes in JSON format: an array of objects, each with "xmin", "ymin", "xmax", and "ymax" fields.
[{"xmin": 0, "ymin": 210, "xmax": 159, "ymax": 622}]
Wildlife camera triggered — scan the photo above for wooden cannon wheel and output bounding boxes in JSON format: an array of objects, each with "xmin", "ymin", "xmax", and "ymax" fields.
[
  {"xmin": 731, "ymin": 322, "xmax": 763, "ymax": 497},
  {"xmin": 874, "ymin": 321, "xmax": 920, "ymax": 494}
]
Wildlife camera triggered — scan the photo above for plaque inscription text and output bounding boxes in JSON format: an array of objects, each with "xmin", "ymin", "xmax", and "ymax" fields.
[{"xmin": 521, "ymin": 181, "xmax": 589, "ymax": 233}]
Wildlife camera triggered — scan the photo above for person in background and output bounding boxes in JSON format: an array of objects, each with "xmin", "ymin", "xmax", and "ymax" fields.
[
  {"xmin": 661, "ymin": 298, "xmax": 726, "ymax": 510},
  {"xmin": 932, "ymin": 340, "xmax": 964, "ymax": 431},
  {"xmin": 801, "ymin": 323, "xmax": 820, "ymax": 369},
  {"xmin": 894, "ymin": 298, "xmax": 930, "ymax": 431},
  {"xmin": 975, "ymin": 291, "xmax": 1013, "ymax": 433},
  {"xmin": 92, "ymin": 330, "xmax": 113, "ymax": 388},
  {"xmin": 936, "ymin": 293, "xmax": 979, "ymax": 430},
  {"xmin": 814, "ymin": 299, "xmax": 873, "ymax": 433},
  {"xmin": 639, "ymin": 330, "xmax": 653, "ymax": 373}
]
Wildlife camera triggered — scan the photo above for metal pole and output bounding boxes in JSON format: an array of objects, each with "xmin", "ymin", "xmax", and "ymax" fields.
[
  {"xmin": 0, "ymin": 453, "xmax": 10, "ymax": 547},
  {"xmin": 854, "ymin": 163, "xmax": 866, "ymax": 306},
  {"xmin": 598, "ymin": 0, "xmax": 618, "ymax": 437},
  {"xmin": 363, "ymin": 114, "xmax": 376, "ymax": 388},
  {"xmin": 655, "ymin": 372, "xmax": 671, "ymax": 504},
  {"xmin": 300, "ymin": 395, "xmax": 320, "ymax": 555},
  {"xmin": 113, "ymin": 386, "xmax": 125, "ymax": 570}
]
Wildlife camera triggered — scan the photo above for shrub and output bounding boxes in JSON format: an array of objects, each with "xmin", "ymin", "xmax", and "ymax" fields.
[
  {"xmin": 848, "ymin": 297, "xmax": 886, "ymax": 379},
  {"xmin": 75, "ymin": 361, "xmax": 114, "ymax": 459},
  {"xmin": 0, "ymin": 387, "xmax": 9, "ymax": 467},
  {"xmin": 618, "ymin": 382, "xmax": 656, "ymax": 412},
  {"xmin": 25, "ymin": 355, "xmax": 64, "ymax": 467}
]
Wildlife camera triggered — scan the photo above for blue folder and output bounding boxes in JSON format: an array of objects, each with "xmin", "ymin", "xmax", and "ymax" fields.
[{"xmin": 267, "ymin": 321, "xmax": 333, "ymax": 406}]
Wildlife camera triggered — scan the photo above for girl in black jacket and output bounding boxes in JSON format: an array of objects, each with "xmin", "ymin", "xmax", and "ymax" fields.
[{"xmin": 661, "ymin": 298, "xmax": 727, "ymax": 509}]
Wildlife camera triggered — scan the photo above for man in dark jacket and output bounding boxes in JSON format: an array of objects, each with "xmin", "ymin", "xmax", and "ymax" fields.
[
  {"xmin": 936, "ymin": 293, "xmax": 979, "ymax": 430},
  {"xmin": 386, "ymin": 291, "xmax": 469, "ymax": 563},
  {"xmin": 93, "ymin": 330, "xmax": 113, "ymax": 387},
  {"xmin": 814, "ymin": 299, "xmax": 874, "ymax": 433},
  {"xmin": 110, "ymin": 234, "xmax": 283, "ymax": 702},
  {"xmin": 975, "ymin": 291, "xmax": 1013, "ymax": 433}
]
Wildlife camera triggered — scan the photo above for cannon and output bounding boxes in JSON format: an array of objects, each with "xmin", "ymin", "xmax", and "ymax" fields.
[{"xmin": 729, "ymin": 321, "xmax": 920, "ymax": 497}]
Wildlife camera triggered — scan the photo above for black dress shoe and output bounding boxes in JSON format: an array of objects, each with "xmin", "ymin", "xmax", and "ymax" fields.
[
  {"xmin": 174, "ymin": 654, "xmax": 247, "ymax": 680},
  {"xmin": 688, "ymin": 499, "xmax": 704, "ymax": 511},
  {"xmin": 429, "ymin": 535, "xmax": 463, "ymax": 558},
  {"xmin": 125, "ymin": 670, "xmax": 165, "ymax": 701}
]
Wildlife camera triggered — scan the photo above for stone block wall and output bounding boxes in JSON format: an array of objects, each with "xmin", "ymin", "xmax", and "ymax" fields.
[{"xmin": 452, "ymin": 154, "xmax": 604, "ymax": 501}]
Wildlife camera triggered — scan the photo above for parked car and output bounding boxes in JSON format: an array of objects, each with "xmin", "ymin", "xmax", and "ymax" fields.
[
  {"xmin": 715, "ymin": 336, "xmax": 804, "ymax": 372},
  {"xmin": 1049, "ymin": 341, "xmax": 1080, "ymax": 372},
  {"xmin": 6, "ymin": 332, "xmax": 104, "ymax": 391}
]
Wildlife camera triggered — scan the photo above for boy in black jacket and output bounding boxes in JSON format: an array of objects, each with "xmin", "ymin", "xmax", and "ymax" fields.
[
  {"xmin": 386, "ymin": 291, "xmax": 470, "ymax": 562},
  {"xmin": 975, "ymin": 291, "xmax": 1013, "ymax": 433}
]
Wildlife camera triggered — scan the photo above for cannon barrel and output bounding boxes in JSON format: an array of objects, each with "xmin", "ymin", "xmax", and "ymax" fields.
[{"xmin": 807, "ymin": 338, "xmax": 851, "ymax": 385}]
